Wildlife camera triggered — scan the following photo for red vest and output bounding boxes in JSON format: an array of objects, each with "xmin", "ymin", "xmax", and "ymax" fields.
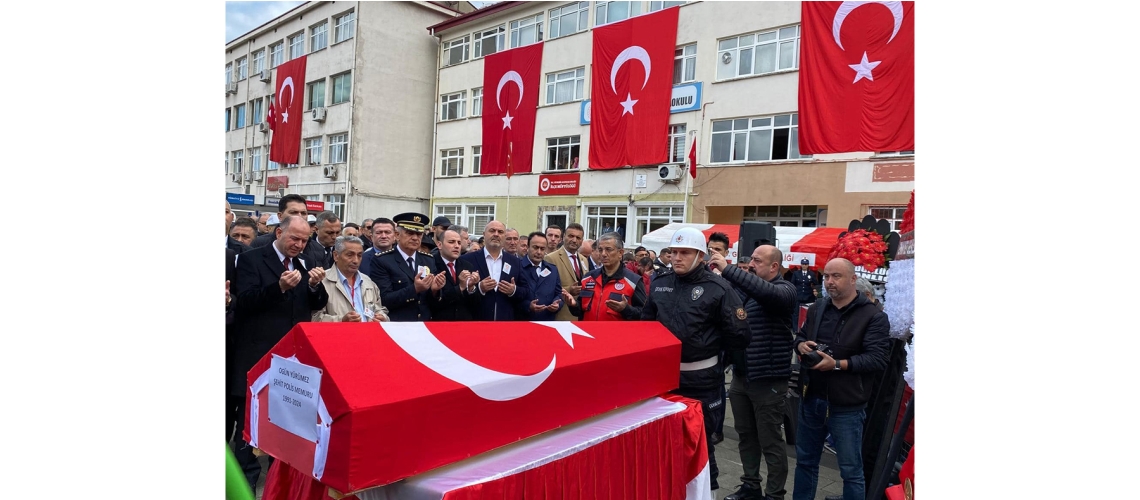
[{"xmin": 577, "ymin": 268, "xmax": 639, "ymax": 322}]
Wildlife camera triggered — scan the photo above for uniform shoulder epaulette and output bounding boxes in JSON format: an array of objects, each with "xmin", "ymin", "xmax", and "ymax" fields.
[
  {"xmin": 418, "ymin": 250, "xmax": 433, "ymax": 256},
  {"xmin": 379, "ymin": 248, "xmax": 395, "ymax": 255}
]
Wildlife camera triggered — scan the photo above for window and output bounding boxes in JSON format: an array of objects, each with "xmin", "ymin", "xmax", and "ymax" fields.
[
  {"xmin": 649, "ymin": 1, "xmax": 686, "ymax": 11},
  {"xmin": 472, "ymin": 88, "xmax": 483, "ymax": 116},
  {"xmin": 252, "ymin": 99, "xmax": 264, "ymax": 124},
  {"xmin": 596, "ymin": 1, "xmax": 641, "ymax": 26},
  {"xmin": 473, "ymin": 25, "xmax": 505, "ymax": 58},
  {"xmin": 232, "ymin": 150, "xmax": 244, "ymax": 173},
  {"xmin": 270, "ymin": 42, "xmax": 284, "ymax": 68},
  {"xmin": 584, "ymin": 206, "xmax": 628, "ymax": 241},
  {"xmin": 250, "ymin": 147, "xmax": 263, "ymax": 172},
  {"xmin": 305, "ymin": 137, "xmax": 323, "ymax": 165},
  {"xmin": 545, "ymin": 67, "xmax": 585, "ymax": 104},
  {"xmin": 549, "ymin": 2, "xmax": 589, "ymax": 39},
  {"xmin": 308, "ymin": 80, "xmax": 326, "ymax": 110},
  {"xmin": 743, "ymin": 205, "xmax": 822, "ymax": 227},
  {"xmin": 546, "ymin": 136, "xmax": 580, "ymax": 171},
  {"xmin": 225, "ymin": 153, "xmax": 229, "ymax": 174},
  {"xmin": 334, "ymin": 11, "xmax": 356, "ymax": 43},
  {"xmin": 225, "ymin": 108, "xmax": 231, "ymax": 131},
  {"xmin": 310, "ymin": 22, "xmax": 328, "ymax": 52},
  {"xmin": 332, "ymin": 72, "xmax": 352, "ymax": 104},
  {"xmin": 667, "ymin": 124, "xmax": 686, "ymax": 163},
  {"xmin": 440, "ymin": 148, "xmax": 464, "ymax": 176},
  {"xmin": 634, "ymin": 206, "xmax": 684, "ymax": 243},
  {"xmin": 674, "ymin": 44, "xmax": 696, "ymax": 84},
  {"xmin": 225, "ymin": 63, "xmax": 233, "ymax": 83},
  {"xmin": 876, "ymin": 150, "xmax": 916, "ymax": 156},
  {"xmin": 717, "ymin": 25, "xmax": 800, "ymax": 80},
  {"xmin": 443, "ymin": 35, "xmax": 470, "ymax": 66},
  {"xmin": 235, "ymin": 104, "xmax": 247, "ymax": 128},
  {"xmin": 253, "ymin": 50, "xmax": 265, "ymax": 74},
  {"xmin": 436, "ymin": 204, "xmax": 496, "ymax": 234},
  {"xmin": 268, "ymin": 159, "xmax": 281, "ymax": 171},
  {"xmin": 509, "ymin": 14, "xmax": 543, "ymax": 48},
  {"xmin": 289, "ymin": 32, "xmax": 305, "ymax": 59},
  {"xmin": 472, "ymin": 146, "xmax": 482, "ymax": 174},
  {"xmin": 329, "ymin": 133, "xmax": 348, "ymax": 164},
  {"xmin": 869, "ymin": 206, "xmax": 907, "ymax": 231},
  {"xmin": 440, "ymin": 91, "xmax": 466, "ymax": 121},
  {"xmin": 236, "ymin": 57, "xmax": 248, "ymax": 80},
  {"xmin": 710, "ymin": 113, "xmax": 807, "ymax": 163},
  {"xmin": 325, "ymin": 194, "xmax": 345, "ymax": 221}
]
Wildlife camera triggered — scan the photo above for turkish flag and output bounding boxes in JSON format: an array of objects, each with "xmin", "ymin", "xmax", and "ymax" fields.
[
  {"xmin": 481, "ymin": 43, "xmax": 543, "ymax": 178},
  {"xmin": 798, "ymin": 2, "xmax": 914, "ymax": 154},
  {"xmin": 688, "ymin": 136, "xmax": 697, "ymax": 178},
  {"xmin": 589, "ymin": 6, "xmax": 679, "ymax": 170},
  {"xmin": 270, "ymin": 56, "xmax": 307, "ymax": 164},
  {"xmin": 266, "ymin": 99, "xmax": 276, "ymax": 132}
]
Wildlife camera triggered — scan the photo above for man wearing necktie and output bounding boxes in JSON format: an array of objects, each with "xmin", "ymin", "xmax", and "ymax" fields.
[
  {"xmin": 430, "ymin": 228, "xmax": 482, "ymax": 321},
  {"xmin": 368, "ymin": 212, "xmax": 443, "ymax": 321},
  {"xmin": 545, "ymin": 223, "xmax": 589, "ymax": 321},
  {"xmin": 519, "ymin": 232, "xmax": 563, "ymax": 321}
]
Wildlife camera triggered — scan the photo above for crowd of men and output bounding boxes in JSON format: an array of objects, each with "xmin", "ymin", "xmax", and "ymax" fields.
[{"xmin": 225, "ymin": 196, "xmax": 890, "ymax": 500}]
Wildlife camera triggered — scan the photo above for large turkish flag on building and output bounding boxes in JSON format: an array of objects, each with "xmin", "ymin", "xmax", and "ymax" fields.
[
  {"xmin": 270, "ymin": 56, "xmax": 307, "ymax": 164},
  {"xmin": 589, "ymin": 6, "xmax": 679, "ymax": 170},
  {"xmin": 481, "ymin": 43, "xmax": 543, "ymax": 177},
  {"xmin": 798, "ymin": 2, "xmax": 914, "ymax": 154}
]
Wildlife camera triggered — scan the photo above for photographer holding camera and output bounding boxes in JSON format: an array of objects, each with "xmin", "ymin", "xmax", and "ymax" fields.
[{"xmin": 791, "ymin": 258, "xmax": 890, "ymax": 500}]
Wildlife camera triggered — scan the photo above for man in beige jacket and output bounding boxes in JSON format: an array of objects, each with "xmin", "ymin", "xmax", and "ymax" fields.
[
  {"xmin": 313, "ymin": 236, "xmax": 390, "ymax": 322},
  {"xmin": 544, "ymin": 223, "xmax": 589, "ymax": 321}
]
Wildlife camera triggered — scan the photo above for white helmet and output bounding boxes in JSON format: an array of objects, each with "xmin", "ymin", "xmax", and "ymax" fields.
[{"xmin": 669, "ymin": 227, "xmax": 707, "ymax": 254}]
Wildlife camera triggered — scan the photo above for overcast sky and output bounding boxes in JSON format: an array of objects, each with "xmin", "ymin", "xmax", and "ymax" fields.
[{"xmin": 226, "ymin": 1, "xmax": 493, "ymax": 43}]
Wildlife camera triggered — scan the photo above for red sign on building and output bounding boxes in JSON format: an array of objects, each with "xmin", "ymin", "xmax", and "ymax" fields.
[
  {"xmin": 538, "ymin": 173, "xmax": 580, "ymax": 196},
  {"xmin": 305, "ymin": 200, "xmax": 325, "ymax": 212},
  {"xmin": 266, "ymin": 176, "xmax": 289, "ymax": 192}
]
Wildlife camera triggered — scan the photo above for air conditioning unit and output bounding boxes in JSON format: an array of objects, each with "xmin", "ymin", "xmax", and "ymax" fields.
[
  {"xmin": 323, "ymin": 165, "xmax": 338, "ymax": 179},
  {"xmin": 229, "ymin": 172, "xmax": 241, "ymax": 183},
  {"xmin": 311, "ymin": 107, "xmax": 327, "ymax": 122},
  {"xmin": 253, "ymin": 170, "xmax": 264, "ymax": 181},
  {"xmin": 259, "ymin": 69, "xmax": 271, "ymax": 82},
  {"xmin": 225, "ymin": 82, "xmax": 238, "ymax": 94},
  {"xmin": 258, "ymin": 122, "xmax": 270, "ymax": 133},
  {"xmin": 243, "ymin": 171, "xmax": 253, "ymax": 182},
  {"xmin": 658, "ymin": 164, "xmax": 683, "ymax": 183}
]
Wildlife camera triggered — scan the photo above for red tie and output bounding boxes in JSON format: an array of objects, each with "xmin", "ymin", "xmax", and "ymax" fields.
[
  {"xmin": 448, "ymin": 262, "xmax": 456, "ymax": 283},
  {"xmin": 282, "ymin": 257, "xmax": 291, "ymax": 271},
  {"xmin": 570, "ymin": 254, "xmax": 581, "ymax": 279}
]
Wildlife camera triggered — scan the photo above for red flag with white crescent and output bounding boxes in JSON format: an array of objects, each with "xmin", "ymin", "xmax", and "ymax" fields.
[
  {"xmin": 270, "ymin": 56, "xmax": 307, "ymax": 164},
  {"xmin": 482, "ymin": 43, "xmax": 543, "ymax": 177}
]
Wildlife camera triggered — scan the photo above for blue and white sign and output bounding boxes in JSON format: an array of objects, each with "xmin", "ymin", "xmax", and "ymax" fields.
[
  {"xmin": 227, "ymin": 193, "xmax": 255, "ymax": 205},
  {"xmin": 580, "ymin": 82, "xmax": 702, "ymax": 125}
]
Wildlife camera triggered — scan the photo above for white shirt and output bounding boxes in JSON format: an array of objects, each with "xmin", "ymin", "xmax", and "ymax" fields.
[
  {"xmin": 397, "ymin": 246, "xmax": 418, "ymax": 272},
  {"xmin": 480, "ymin": 248, "xmax": 514, "ymax": 297}
]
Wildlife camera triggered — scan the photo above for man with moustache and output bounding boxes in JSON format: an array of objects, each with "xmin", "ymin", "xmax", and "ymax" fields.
[
  {"xmin": 229, "ymin": 217, "xmax": 259, "ymax": 248},
  {"xmin": 559, "ymin": 231, "xmax": 646, "ymax": 322},
  {"xmin": 360, "ymin": 217, "xmax": 396, "ymax": 276},
  {"xmin": 504, "ymin": 228, "xmax": 525, "ymax": 259},
  {"xmin": 545, "ymin": 223, "xmax": 589, "ymax": 321},
  {"xmin": 312, "ymin": 235, "xmax": 389, "ymax": 323},
  {"xmin": 369, "ymin": 213, "xmax": 444, "ymax": 321}
]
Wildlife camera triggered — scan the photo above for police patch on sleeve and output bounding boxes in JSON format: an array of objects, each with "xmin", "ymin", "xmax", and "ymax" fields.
[
  {"xmin": 691, "ymin": 286, "xmax": 704, "ymax": 301},
  {"xmin": 736, "ymin": 307, "xmax": 747, "ymax": 320}
]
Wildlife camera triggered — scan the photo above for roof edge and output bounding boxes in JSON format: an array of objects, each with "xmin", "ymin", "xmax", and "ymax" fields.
[{"xmin": 427, "ymin": 1, "xmax": 522, "ymax": 36}]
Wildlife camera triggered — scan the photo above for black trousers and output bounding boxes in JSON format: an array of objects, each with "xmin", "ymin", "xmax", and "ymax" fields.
[
  {"xmin": 229, "ymin": 395, "xmax": 270, "ymax": 490},
  {"xmin": 673, "ymin": 365, "xmax": 725, "ymax": 490}
]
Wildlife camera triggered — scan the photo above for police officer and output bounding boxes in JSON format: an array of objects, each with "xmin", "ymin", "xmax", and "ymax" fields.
[
  {"xmin": 559, "ymin": 231, "xmax": 646, "ymax": 321},
  {"xmin": 368, "ymin": 212, "xmax": 444, "ymax": 321},
  {"xmin": 786, "ymin": 258, "xmax": 820, "ymax": 304},
  {"xmin": 641, "ymin": 227, "xmax": 751, "ymax": 492}
]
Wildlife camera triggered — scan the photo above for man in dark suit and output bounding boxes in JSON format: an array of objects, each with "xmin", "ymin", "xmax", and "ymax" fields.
[
  {"xmin": 459, "ymin": 220, "xmax": 528, "ymax": 321},
  {"xmin": 430, "ymin": 228, "xmax": 481, "ymax": 320},
  {"xmin": 369, "ymin": 212, "xmax": 443, "ymax": 321},
  {"xmin": 312, "ymin": 211, "xmax": 342, "ymax": 270},
  {"xmin": 360, "ymin": 218, "xmax": 395, "ymax": 277},
  {"xmin": 225, "ymin": 247, "xmax": 237, "ymax": 441},
  {"xmin": 518, "ymin": 232, "xmax": 563, "ymax": 321},
  {"xmin": 226, "ymin": 201, "xmax": 251, "ymax": 254},
  {"xmin": 230, "ymin": 215, "xmax": 329, "ymax": 490},
  {"xmin": 251, "ymin": 194, "xmax": 308, "ymax": 248}
]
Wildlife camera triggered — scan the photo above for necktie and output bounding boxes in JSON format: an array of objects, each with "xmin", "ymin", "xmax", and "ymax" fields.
[
  {"xmin": 570, "ymin": 254, "xmax": 581, "ymax": 280},
  {"xmin": 407, "ymin": 257, "xmax": 416, "ymax": 272},
  {"xmin": 448, "ymin": 262, "xmax": 456, "ymax": 283},
  {"xmin": 282, "ymin": 257, "xmax": 291, "ymax": 271}
]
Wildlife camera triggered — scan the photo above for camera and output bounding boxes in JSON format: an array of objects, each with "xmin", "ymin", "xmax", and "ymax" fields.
[{"xmin": 800, "ymin": 343, "xmax": 833, "ymax": 368}]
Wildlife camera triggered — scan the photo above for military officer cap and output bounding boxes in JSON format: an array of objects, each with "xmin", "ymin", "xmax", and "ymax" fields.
[
  {"xmin": 393, "ymin": 212, "xmax": 429, "ymax": 233},
  {"xmin": 801, "ymin": 258, "xmax": 810, "ymax": 266}
]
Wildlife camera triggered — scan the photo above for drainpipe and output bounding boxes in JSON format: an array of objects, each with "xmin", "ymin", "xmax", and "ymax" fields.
[{"xmin": 344, "ymin": 2, "xmax": 360, "ymax": 222}]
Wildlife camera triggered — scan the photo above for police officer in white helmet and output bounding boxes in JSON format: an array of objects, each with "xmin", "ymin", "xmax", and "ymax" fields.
[{"xmin": 641, "ymin": 227, "xmax": 752, "ymax": 493}]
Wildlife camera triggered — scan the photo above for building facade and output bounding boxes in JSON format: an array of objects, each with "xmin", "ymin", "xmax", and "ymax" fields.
[
  {"xmin": 224, "ymin": 1, "xmax": 470, "ymax": 221},
  {"xmin": 427, "ymin": 1, "xmax": 914, "ymax": 246}
]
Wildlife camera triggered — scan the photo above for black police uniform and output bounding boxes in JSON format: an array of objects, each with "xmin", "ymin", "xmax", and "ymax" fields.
[
  {"xmin": 787, "ymin": 266, "xmax": 820, "ymax": 304},
  {"xmin": 367, "ymin": 213, "xmax": 440, "ymax": 321}
]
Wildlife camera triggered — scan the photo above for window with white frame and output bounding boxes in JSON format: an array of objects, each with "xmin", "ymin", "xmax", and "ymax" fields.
[
  {"xmin": 325, "ymin": 194, "xmax": 345, "ymax": 220},
  {"xmin": 332, "ymin": 72, "xmax": 352, "ymax": 104},
  {"xmin": 225, "ymin": 63, "xmax": 233, "ymax": 83},
  {"xmin": 710, "ymin": 113, "xmax": 807, "ymax": 163},
  {"xmin": 667, "ymin": 124, "xmax": 686, "ymax": 163},
  {"xmin": 225, "ymin": 108, "xmax": 231, "ymax": 131},
  {"xmin": 869, "ymin": 206, "xmax": 906, "ymax": 231},
  {"xmin": 649, "ymin": 1, "xmax": 686, "ymax": 11},
  {"xmin": 253, "ymin": 50, "xmax": 265, "ymax": 74},
  {"xmin": 596, "ymin": 1, "xmax": 641, "ymax": 26},
  {"xmin": 546, "ymin": 136, "xmax": 580, "ymax": 171},
  {"xmin": 717, "ymin": 25, "xmax": 800, "ymax": 80},
  {"xmin": 252, "ymin": 99, "xmax": 264, "ymax": 124},
  {"xmin": 270, "ymin": 42, "xmax": 284, "ymax": 68},
  {"xmin": 472, "ymin": 88, "xmax": 483, "ymax": 116},
  {"xmin": 584, "ymin": 206, "xmax": 628, "ymax": 241},
  {"xmin": 289, "ymin": 32, "xmax": 305, "ymax": 59},
  {"xmin": 436, "ymin": 205, "xmax": 496, "ymax": 233},
  {"xmin": 510, "ymin": 14, "xmax": 543, "ymax": 48},
  {"xmin": 440, "ymin": 148, "xmax": 464, "ymax": 176},
  {"xmin": 236, "ymin": 56, "xmax": 248, "ymax": 80},
  {"xmin": 235, "ymin": 104, "xmax": 247, "ymax": 128},
  {"xmin": 443, "ymin": 35, "xmax": 470, "ymax": 66},
  {"xmin": 251, "ymin": 147, "xmax": 263, "ymax": 172},
  {"xmin": 674, "ymin": 44, "xmax": 696, "ymax": 84},
  {"xmin": 329, "ymin": 133, "xmax": 348, "ymax": 164},
  {"xmin": 232, "ymin": 150, "xmax": 244, "ymax": 173},
  {"xmin": 545, "ymin": 67, "xmax": 585, "ymax": 104},
  {"xmin": 310, "ymin": 22, "xmax": 328, "ymax": 52},
  {"xmin": 548, "ymin": 1, "xmax": 589, "ymax": 39},
  {"xmin": 472, "ymin": 146, "xmax": 482, "ymax": 174},
  {"xmin": 435, "ymin": 206, "xmax": 463, "ymax": 228},
  {"xmin": 634, "ymin": 206, "xmax": 684, "ymax": 243},
  {"xmin": 268, "ymin": 159, "xmax": 281, "ymax": 171},
  {"xmin": 334, "ymin": 11, "xmax": 356, "ymax": 43},
  {"xmin": 305, "ymin": 137, "xmax": 323, "ymax": 165},
  {"xmin": 440, "ymin": 91, "xmax": 466, "ymax": 121},
  {"xmin": 473, "ymin": 25, "xmax": 505, "ymax": 58},
  {"xmin": 743, "ymin": 205, "xmax": 822, "ymax": 227},
  {"xmin": 308, "ymin": 80, "xmax": 326, "ymax": 110}
]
